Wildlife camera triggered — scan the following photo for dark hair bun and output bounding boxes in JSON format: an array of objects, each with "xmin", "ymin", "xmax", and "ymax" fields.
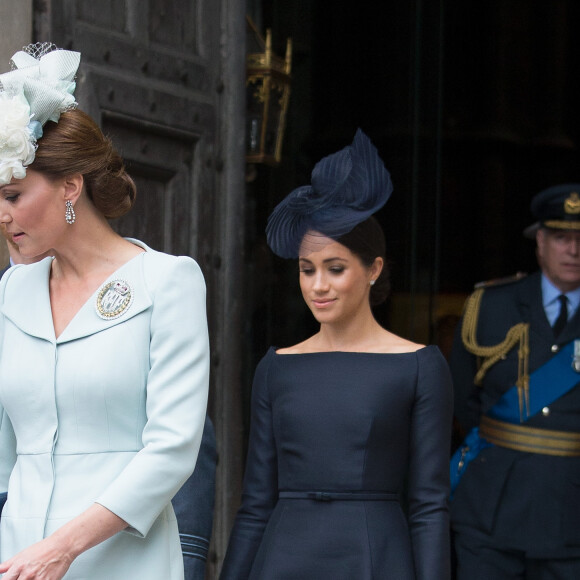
[
  {"xmin": 336, "ymin": 216, "xmax": 390, "ymax": 306},
  {"xmin": 31, "ymin": 109, "xmax": 136, "ymax": 218}
]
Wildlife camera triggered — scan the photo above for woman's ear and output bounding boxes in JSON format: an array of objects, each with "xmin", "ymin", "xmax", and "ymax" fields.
[
  {"xmin": 63, "ymin": 174, "xmax": 84, "ymax": 205},
  {"xmin": 369, "ymin": 256, "xmax": 384, "ymax": 283}
]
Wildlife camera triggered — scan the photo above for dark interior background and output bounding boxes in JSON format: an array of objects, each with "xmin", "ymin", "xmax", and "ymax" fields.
[{"xmin": 242, "ymin": 1, "xmax": 580, "ymax": 406}]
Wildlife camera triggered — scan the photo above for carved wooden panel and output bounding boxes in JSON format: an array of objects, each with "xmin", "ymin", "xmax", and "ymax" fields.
[
  {"xmin": 35, "ymin": 0, "xmax": 219, "ymax": 263},
  {"xmin": 75, "ymin": 1, "xmax": 127, "ymax": 32}
]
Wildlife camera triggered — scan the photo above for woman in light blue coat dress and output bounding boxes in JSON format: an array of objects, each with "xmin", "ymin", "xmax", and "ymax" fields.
[{"xmin": 0, "ymin": 45, "xmax": 210, "ymax": 579}]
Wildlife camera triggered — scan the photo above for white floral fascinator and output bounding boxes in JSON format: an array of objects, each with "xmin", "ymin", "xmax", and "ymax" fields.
[{"xmin": 0, "ymin": 43, "xmax": 80, "ymax": 185}]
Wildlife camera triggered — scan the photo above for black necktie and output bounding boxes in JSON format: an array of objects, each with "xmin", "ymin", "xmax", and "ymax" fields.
[{"xmin": 553, "ymin": 294, "xmax": 568, "ymax": 337}]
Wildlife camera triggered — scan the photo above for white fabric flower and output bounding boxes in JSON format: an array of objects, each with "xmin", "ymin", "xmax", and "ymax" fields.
[
  {"xmin": 0, "ymin": 46, "xmax": 80, "ymax": 185},
  {"xmin": 0, "ymin": 92, "xmax": 38, "ymax": 184},
  {"xmin": 0, "ymin": 158, "xmax": 28, "ymax": 185}
]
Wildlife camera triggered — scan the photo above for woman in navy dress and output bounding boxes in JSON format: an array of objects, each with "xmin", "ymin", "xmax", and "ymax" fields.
[{"xmin": 221, "ymin": 130, "xmax": 453, "ymax": 579}]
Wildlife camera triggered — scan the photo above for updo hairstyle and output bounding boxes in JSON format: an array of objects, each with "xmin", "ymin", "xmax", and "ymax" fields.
[
  {"xmin": 336, "ymin": 216, "xmax": 390, "ymax": 306},
  {"xmin": 30, "ymin": 109, "xmax": 136, "ymax": 219}
]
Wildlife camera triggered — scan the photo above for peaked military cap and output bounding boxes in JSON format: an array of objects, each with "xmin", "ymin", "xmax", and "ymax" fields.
[{"xmin": 524, "ymin": 183, "xmax": 580, "ymax": 238}]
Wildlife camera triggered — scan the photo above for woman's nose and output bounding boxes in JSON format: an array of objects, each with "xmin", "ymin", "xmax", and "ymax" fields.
[
  {"xmin": 0, "ymin": 203, "xmax": 12, "ymax": 225},
  {"xmin": 312, "ymin": 272, "xmax": 329, "ymax": 291}
]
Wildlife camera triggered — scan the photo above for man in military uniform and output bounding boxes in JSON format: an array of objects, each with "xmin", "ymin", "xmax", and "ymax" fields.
[{"xmin": 450, "ymin": 184, "xmax": 580, "ymax": 579}]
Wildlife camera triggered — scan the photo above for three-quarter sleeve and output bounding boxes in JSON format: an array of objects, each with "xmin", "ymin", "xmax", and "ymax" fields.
[
  {"xmin": 220, "ymin": 349, "xmax": 277, "ymax": 579},
  {"xmin": 0, "ymin": 272, "xmax": 17, "ymax": 495},
  {"xmin": 96, "ymin": 256, "xmax": 210, "ymax": 537},
  {"xmin": 407, "ymin": 347, "xmax": 453, "ymax": 580}
]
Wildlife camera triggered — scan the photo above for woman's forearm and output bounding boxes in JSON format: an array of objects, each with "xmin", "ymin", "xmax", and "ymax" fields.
[
  {"xmin": 50, "ymin": 503, "xmax": 129, "ymax": 558},
  {"xmin": 0, "ymin": 503, "xmax": 128, "ymax": 579}
]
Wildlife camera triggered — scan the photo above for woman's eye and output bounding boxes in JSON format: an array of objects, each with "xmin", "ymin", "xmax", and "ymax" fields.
[
  {"xmin": 3, "ymin": 194, "xmax": 19, "ymax": 203},
  {"xmin": 329, "ymin": 267, "xmax": 344, "ymax": 274},
  {"xmin": 300, "ymin": 268, "xmax": 315, "ymax": 275}
]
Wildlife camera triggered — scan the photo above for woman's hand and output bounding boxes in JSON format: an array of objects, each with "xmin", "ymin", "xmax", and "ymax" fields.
[
  {"xmin": 0, "ymin": 503, "xmax": 127, "ymax": 579},
  {"xmin": 0, "ymin": 536, "xmax": 73, "ymax": 579}
]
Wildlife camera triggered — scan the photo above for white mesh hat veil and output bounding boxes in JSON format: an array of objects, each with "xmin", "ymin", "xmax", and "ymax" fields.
[{"xmin": 0, "ymin": 43, "xmax": 80, "ymax": 185}]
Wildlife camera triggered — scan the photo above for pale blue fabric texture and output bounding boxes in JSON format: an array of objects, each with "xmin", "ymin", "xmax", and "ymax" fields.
[{"xmin": 0, "ymin": 240, "xmax": 210, "ymax": 579}]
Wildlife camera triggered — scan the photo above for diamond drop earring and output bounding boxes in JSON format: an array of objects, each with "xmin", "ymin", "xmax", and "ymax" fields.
[{"xmin": 65, "ymin": 200, "xmax": 76, "ymax": 225}]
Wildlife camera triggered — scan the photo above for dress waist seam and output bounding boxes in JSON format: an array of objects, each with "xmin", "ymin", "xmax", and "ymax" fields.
[
  {"xmin": 16, "ymin": 449, "xmax": 139, "ymax": 456},
  {"xmin": 278, "ymin": 490, "xmax": 399, "ymax": 501}
]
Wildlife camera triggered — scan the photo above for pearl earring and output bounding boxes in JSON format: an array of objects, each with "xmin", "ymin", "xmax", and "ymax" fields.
[{"xmin": 370, "ymin": 280, "xmax": 376, "ymax": 286}]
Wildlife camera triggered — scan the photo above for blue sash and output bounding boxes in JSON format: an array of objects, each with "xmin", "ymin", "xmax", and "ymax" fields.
[
  {"xmin": 450, "ymin": 340, "xmax": 580, "ymax": 497},
  {"xmin": 488, "ymin": 340, "xmax": 578, "ymax": 422}
]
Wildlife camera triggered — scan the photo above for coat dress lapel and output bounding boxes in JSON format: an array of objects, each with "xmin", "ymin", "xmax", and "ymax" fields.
[
  {"xmin": 0, "ymin": 258, "xmax": 54, "ymax": 342},
  {"xmin": 0, "ymin": 242, "xmax": 153, "ymax": 345}
]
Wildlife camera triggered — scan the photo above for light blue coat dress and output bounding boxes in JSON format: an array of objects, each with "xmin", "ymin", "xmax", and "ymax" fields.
[{"xmin": 0, "ymin": 240, "xmax": 210, "ymax": 579}]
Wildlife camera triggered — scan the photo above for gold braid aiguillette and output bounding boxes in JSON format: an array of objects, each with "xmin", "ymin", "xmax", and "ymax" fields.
[{"xmin": 461, "ymin": 288, "xmax": 530, "ymax": 422}]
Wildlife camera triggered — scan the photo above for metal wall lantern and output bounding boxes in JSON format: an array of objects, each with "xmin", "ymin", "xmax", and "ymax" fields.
[{"xmin": 246, "ymin": 16, "xmax": 292, "ymax": 166}]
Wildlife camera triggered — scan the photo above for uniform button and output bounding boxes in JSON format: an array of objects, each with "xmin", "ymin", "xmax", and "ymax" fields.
[
  {"xmin": 542, "ymin": 407, "xmax": 550, "ymax": 416},
  {"xmin": 551, "ymin": 344, "xmax": 559, "ymax": 353}
]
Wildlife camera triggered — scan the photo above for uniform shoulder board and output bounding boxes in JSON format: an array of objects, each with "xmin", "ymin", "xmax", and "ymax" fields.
[{"xmin": 474, "ymin": 271, "xmax": 527, "ymax": 290}]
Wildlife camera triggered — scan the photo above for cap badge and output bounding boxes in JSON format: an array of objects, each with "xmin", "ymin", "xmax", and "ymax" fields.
[
  {"xmin": 564, "ymin": 192, "xmax": 580, "ymax": 215},
  {"xmin": 96, "ymin": 279, "xmax": 134, "ymax": 320}
]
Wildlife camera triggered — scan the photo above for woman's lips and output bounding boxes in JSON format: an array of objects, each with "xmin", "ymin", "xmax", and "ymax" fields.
[{"xmin": 312, "ymin": 299, "xmax": 336, "ymax": 308}]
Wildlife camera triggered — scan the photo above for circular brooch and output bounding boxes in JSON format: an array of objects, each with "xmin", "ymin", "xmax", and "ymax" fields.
[{"xmin": 96, "ymin": 279, "xmax": 134, "ymax": 320}]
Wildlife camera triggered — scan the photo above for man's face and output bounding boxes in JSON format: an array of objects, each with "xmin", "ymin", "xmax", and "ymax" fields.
[{"xmin": 536, "ymin": 228, "xmax": 580, "ymax": 292}]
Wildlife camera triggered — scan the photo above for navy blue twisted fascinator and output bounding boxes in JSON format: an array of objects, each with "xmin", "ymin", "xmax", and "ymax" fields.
[{"xmin": 266, "ymin": 129, "xmax": 393, "ymax": 258}]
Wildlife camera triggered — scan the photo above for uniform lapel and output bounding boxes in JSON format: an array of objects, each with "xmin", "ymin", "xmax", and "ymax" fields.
[
  {"xmin": 517, "ymin": 272, "xmax": 553, "ymax": 339},
  {"xmin": 519, "ymin": 271, "xmax": 580, "ymax": 346},
  {"xmin": 558, "ymin": 298, "xmax": 580, "ymax": 345}
]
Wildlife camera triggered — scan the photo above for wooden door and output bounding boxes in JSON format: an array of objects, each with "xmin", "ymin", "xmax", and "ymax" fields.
[
  {"xmin": 36, "ymin": 0, "xmax": 220, "ymax": 258},
  {"xmin": 35, "ymin": 1, "xmax": 247, "ymax": 576}
]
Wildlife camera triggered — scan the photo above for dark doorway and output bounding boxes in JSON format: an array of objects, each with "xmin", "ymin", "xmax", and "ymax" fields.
[{"xmin": 245, "ymin": 1, "xmax": 580, "ymax": 366}]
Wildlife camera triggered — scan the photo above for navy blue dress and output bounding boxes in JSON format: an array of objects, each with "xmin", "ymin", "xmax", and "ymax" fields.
[{"xmin": 221, "ymin": 346, "xmax": 453, "ymax": 580}]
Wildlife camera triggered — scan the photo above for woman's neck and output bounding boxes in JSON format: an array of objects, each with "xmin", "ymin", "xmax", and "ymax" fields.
[
  {"xmin": 50, "ymin": 218, "xmax": 139, "ymax": 282},
  {"xmin": 314, "ymin": 311, "xmax": 385, "ymax": 352}
]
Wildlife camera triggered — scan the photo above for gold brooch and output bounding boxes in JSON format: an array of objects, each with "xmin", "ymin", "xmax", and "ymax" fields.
[
  {"xmin": 564, "ymin": 192, "xmax": 580, "ymax": 214},
  {"xmin": 96, "ymin": 279, "xmax": 133, "ymax": 320}
]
